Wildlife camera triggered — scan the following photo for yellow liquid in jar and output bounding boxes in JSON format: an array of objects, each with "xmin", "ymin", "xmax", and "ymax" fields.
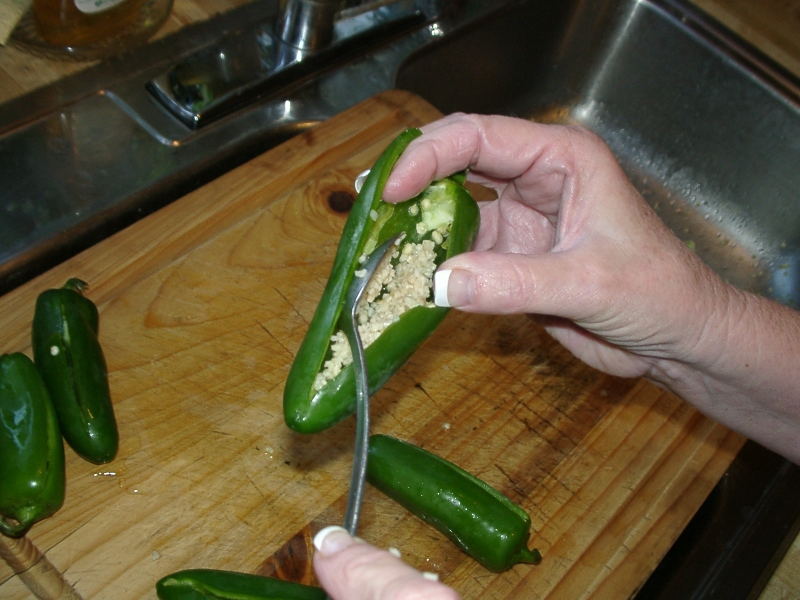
[{"xmin": 33, "ymin": 0, "xmax": 147, "ymax": 47}]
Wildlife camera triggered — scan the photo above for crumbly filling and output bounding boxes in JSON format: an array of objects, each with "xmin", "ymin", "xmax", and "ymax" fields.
[{"xmin": 312, "ymin": 238, "xmax": 440, "ymax": 392}]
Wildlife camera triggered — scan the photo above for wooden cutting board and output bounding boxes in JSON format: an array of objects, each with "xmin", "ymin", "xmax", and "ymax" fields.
[{"xmin": 0, "ymin": 90, "xmax": 745, "ymax": 599}]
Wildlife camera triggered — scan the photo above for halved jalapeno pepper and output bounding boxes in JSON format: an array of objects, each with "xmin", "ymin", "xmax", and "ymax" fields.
[{"xmin": 283, "ymin": 129, "xmax": 480, "ymax": 434}]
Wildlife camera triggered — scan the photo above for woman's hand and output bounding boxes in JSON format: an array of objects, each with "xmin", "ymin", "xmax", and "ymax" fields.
[
  {"xmin": 313, "ymin": 526, "xmax": 460, "ymax": 600},
  {"xmin": 383, "ymin": 114, "xmax": 800, "ymax": 464},
  {"xmin": 384, "ymin": 113, "xmax": 727, "ymax": 379}
]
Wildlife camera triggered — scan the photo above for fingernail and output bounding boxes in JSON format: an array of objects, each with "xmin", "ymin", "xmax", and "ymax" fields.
[
  {"xmin": 313, "ymin": 526, "xmax": 354, "ymax": 556},
  {"xmin": 433, "ymin": 269, "xmax": 472, "ymax": 308}
]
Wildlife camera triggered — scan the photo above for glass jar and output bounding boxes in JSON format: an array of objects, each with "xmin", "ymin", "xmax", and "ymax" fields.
[{"xmin": 28, "ymin": 0, "xmax": 173, "ymax": 58}]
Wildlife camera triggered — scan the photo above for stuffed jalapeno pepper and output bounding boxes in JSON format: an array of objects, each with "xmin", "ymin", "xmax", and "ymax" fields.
[{"xmin": 283, "ymin": 128, "xmax": 480, "ymax": 434}]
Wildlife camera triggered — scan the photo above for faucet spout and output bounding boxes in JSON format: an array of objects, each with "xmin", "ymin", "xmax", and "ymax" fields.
[{"xmin": 276, "ymin": 0, "xmax": 343, "ymax": 51}]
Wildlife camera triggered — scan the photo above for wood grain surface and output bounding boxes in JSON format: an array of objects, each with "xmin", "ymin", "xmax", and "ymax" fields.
[
  {"xmin": 762, "ymin": 536, "xmax": 800, "ymax": 600},
  {"xmin": 0, "ymin": 90, "xmax": 746, "ymax": 599},
  {"xmin": 692, "ymin": 0, "xmax": 800, "ymax": 78}
]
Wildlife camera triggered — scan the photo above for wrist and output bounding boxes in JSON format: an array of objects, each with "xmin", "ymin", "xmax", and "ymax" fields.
[{"xmin": 646, "ymin": 286, "xmax": 800, "ymax": 464}]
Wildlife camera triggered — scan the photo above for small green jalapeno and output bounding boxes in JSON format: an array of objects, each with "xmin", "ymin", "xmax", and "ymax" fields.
[
  {"xmin": 283, "ymin": 129, "xmax": 480, "ymax": 434},
  {"xmin": 367, "ymin": 434, "xmax": 543, "ymax": 573},
  {"xmin": 155, "ymin": 569, "xmax": 327, "ymax": 600},
  {"xmin": 32, "ymin": 278, "xmax": 118, "ymax": 464},
  {"xmin": 0, "ymin": 353, "xmax": 66, "ymax": 538}
]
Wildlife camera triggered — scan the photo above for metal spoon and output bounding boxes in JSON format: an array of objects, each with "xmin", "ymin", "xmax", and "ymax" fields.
[{"xmin": 340, "ymin": 234, "xmax": 400, "ymax": 535}]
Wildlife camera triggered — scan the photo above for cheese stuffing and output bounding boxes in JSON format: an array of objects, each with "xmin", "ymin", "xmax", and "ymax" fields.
[{"xmin": 312, "ymin": 238, "xmax": 440, "ymax": 392}]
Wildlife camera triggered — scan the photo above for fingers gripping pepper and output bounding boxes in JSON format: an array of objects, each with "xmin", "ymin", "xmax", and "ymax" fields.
[
  {"xmin": 283, "ymin": 129, "xmax": 480, "ymax": 433},
  {"xmin": 32, "ymin": 278, "xmax": 119, "ymax": 464},
  {"xmin": 156, "ymin": 569, "xmax": 327, "ymax": 600},
  {"xmin": 366, "ymin": 434, "xmax": 542, "ymax": 573},
  {"xmin": 0, "ymin": 353, "xmax": 66, "ymax": 538}
]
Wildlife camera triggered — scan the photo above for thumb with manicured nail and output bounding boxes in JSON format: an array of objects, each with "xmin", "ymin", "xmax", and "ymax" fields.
[
  {"xmin": 433, "ymin": 251, "xmax": 586, "ymax": 319},
  {"xmin": 313, "ymin": 526, "xmax": 460, "ymax": 600}
]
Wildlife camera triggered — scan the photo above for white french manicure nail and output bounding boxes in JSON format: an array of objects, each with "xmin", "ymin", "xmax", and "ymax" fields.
[
  {"xmin": 313, "ymin": 525, "xmax": 349, "ymax": 551},
  {"xmin": 433, "ymin": 269, "xmax": 452, "ymax": 307},
  {"xmin": 354, "ymin": 169, "xmax": 370, "ymax": 193}
]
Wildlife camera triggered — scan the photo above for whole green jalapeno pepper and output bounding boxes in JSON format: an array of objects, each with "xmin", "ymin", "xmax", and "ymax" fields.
[
  {"xmin": 155, "ymin": 569, "xmax": 327, "ymax": 600},
  {"xmin": 0, "ymin": 353, "xmax": 66, "ymax": 538},
  {"xmin": 367, "ymin": 434, "xmax": 542, "ymax": 573},
  {"xmin": 32, "ymin": 277, "xmax": 118, "ymax": 464},
  {"xmin": 283, "ymin": 129, "xmax": 480, "ymax": 434}
]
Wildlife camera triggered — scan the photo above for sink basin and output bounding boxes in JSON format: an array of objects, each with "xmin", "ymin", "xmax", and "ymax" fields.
[
  {"xmin": 396, "ymin": 0, "xmax": 800, "ymax": 307},
  {"xmin": 0, "ymin": 91, "xmax": 318, "ymax": 292}
]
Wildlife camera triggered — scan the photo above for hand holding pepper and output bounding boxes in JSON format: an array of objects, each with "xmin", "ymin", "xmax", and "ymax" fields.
[
  {"xmin": 310, "ymin": 112, "xmax": 800, "ymax": 599},
  {"xmin": 381, "ymin": 113, "xmax": 800, "ymax": 466}
]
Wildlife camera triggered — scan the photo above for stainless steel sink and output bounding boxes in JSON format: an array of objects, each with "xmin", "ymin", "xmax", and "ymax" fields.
[{"xmin": 3, "ymin": 0, "xmax": 798, "ymax": 306}]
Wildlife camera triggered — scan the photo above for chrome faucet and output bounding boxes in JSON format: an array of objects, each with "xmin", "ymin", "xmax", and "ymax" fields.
[{"xmin": 148, "ymin": 0, "xmax": 431, "ymax": 128}]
